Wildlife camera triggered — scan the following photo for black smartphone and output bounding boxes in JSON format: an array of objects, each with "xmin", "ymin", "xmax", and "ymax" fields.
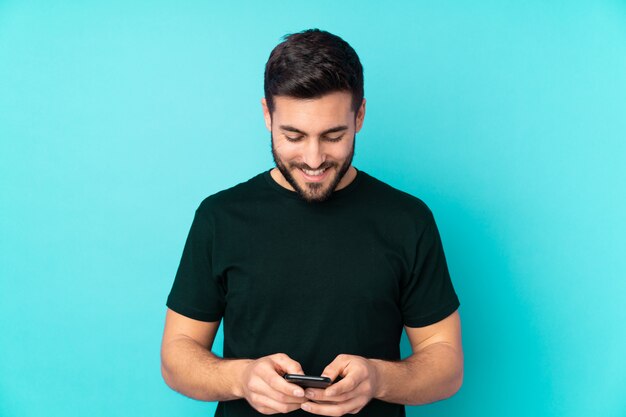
[{"xmin": 284, "ymin": 374, "xmax": 332, "ymax": 389}]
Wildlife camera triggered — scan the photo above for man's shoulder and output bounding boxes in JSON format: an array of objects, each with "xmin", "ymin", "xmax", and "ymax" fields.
[
  {"xmin": 196, "ymin": 170, "xmax": 268, "ymax": 214},
  {"xmin": 360, "ymin": 171, "xmax": 434, "ymax": 222}
]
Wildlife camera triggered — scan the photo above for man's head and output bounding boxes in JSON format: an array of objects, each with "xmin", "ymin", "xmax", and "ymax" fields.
[{"xmin": 261, "ymin": 29, "xmax": 366, "ymax": 204}]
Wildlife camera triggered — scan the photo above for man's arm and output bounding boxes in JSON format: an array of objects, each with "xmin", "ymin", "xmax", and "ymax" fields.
[
  {"xmin": 160, "ymin": 308, "xmax": 252, "ymax": 401},
  {"xmin": 161, "ymin": 308, "xmax": 312, "ymax": 413},
  {"xmin": 370, "ymin": 309, "xmax": 463, "ymax": 405}
]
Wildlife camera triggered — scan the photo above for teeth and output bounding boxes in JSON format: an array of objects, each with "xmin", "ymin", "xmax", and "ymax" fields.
[{"xmin": 302, "ymin": 168, "xmax": 326, "ymax": 176}]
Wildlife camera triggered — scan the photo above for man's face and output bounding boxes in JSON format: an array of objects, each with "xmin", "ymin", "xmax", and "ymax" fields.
[{"xmin": 262, "ymin": 91, "xmax": 366, "ymax": 203}]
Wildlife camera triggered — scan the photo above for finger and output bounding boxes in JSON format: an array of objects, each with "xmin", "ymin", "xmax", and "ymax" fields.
[
  {"xmin": 303, "ymin": 387, "xmax": 324, "ymax": 402},
  {"xmin": 324, "ymin": 375, "xmax": 357, "ymax": 397},
  {"xmin": 265, "ymin": 354, "xmax": 307, "ymax": 397},
  {"xmin": 305, "ymin": 387, "xmax": 352, "ymax": 403},
  {"xmin": 306, "ymin": 377, "xmax": 359, "ymax": 402},
  {"xmin": 252, "ymin": 392, "xmax": 304, "ymax": 415},
  {"xmin": 264, "ymin": 373, "xmax": 308, "ymax": 402},
  {"xmin": 320, "ymin": 354, "xmax": 351, "ymax": 382},
  {"xmin": 271, "ymin": 353, "xmax": 305, "ymax": 375},
  {"xmin": 301, "ymin": 395, "xmax": 365, "ymax": 416}
]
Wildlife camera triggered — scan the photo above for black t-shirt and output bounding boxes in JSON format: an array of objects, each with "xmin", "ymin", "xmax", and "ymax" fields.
[{"xmin": 166, "ymin": 167, "xmax": 460, "ymax": 417}]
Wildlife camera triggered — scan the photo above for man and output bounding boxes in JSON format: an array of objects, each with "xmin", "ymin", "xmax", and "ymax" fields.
[{"xmin": 161, "ymin": 28, "xmax": 463, "ymax": 416}]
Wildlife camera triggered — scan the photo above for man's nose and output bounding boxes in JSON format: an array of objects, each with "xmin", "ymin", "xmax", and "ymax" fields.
[{"xmin": 302, "ymin": 139, "xmax": 326, "ymax": 169}]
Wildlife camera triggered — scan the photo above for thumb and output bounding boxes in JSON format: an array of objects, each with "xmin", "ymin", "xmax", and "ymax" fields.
[
  {"xmin": 321, "ymin": 355, "xmax": 349, "ymax": 382},
  {"xmin": 272, "ymin": 353, "xmax": 305, "ymax": 375}
]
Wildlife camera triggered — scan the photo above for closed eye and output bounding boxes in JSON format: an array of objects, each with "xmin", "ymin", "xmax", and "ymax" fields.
[
  {"xmin": 285, "ymin": 135, "xmax": 343, "ymax": 142},
  {"xmin": 325, "ymin": 135, "xmax": 343, "ymax": 142}
]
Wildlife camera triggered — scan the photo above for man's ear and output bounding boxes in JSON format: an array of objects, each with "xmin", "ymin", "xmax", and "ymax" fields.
[
  {"xmin": 355, "ymin": 98, "xmax": 366, "ymax": 133},
  {"xmin": 261, "ymin": 97, "xmax": 272, "ymax": 132}
]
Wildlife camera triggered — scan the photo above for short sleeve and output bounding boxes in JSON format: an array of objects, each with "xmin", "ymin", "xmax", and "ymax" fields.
[
  {"xmin": 400, "ymin": 213, "xmax": 460, "ymax": 327},
  {"xmin": 166, "ymin": 205, "xmax": 226, "ymax": 322}
]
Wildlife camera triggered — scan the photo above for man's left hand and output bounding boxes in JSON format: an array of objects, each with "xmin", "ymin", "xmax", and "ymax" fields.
[{"xmin": 300, "ymin": 354, "xmax": 380, "ymax": 416}]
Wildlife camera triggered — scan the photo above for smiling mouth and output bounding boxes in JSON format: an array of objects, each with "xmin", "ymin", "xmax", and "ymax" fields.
[
  {"xmin": 301, "ymin": 167, "xmax": 327, "ymax": 176},
  {"xmin": 299, "ymin": 167, "xmax": 330, "ymax": 182}
]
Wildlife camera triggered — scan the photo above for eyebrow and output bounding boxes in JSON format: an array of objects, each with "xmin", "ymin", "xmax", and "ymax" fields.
[{"xmin": 278, "ymin": 124, "xmax": 348, "ymax": 136}]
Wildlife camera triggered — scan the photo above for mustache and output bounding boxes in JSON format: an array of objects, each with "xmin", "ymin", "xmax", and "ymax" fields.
[{"xmin": 294, "ymin": 163, "xmax": 336, "ymax": 171}]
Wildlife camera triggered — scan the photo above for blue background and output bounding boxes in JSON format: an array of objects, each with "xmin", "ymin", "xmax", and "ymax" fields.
[{"xmin": 1, "ymin": 1, "xmax": 625, "ymax": 416}]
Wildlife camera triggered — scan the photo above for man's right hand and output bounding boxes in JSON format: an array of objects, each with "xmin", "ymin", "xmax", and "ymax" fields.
[{"xmin": 239, "ymin": 353, "xmax": 309, "ymax": 414}]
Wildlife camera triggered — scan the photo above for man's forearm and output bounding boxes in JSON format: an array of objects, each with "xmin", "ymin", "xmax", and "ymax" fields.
[
  {"xmin": 161, "ymin": 336, "xmax": 253, "ymax": 402},
  {"xmin": 370, "ymin": 342, "xmax": 463, "ymax": 406}
]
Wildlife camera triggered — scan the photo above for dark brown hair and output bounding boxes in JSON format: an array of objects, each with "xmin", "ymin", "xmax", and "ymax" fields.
[{"xmin": 264, "ymin": 28, "xmax": 364, "ymax": 117}]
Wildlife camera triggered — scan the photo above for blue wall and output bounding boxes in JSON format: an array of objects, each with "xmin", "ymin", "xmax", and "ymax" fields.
[{"xmin": 1, "ymin": 1, "xmax": 625, "ymax": 416}]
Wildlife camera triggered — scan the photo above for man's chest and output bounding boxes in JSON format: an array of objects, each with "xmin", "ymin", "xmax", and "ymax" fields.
[{"xmin": 212, "ymin": 210, "xmax": 414, "ymax": 315}]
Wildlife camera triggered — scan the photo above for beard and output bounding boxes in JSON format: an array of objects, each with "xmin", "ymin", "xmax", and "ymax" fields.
[{"xmin": 271, "ymin": 132, "xmax": 355, "ymax": 204}]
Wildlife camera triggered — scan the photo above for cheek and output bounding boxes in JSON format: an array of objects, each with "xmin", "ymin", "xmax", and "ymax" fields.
[
  {"xmin": 276, "ymin": 143, "xmax": 300, "ymax": 158},
  {"xmin": 274, "ymin": 138, "xmax": 353, "ymax": 161},
  {"xmin": 273, "ymin": 138, "xmax": 294, "ymax": 154},
  {"xmin": 333, "ymin": 143, "xmax": 354, "ymax": 159}
]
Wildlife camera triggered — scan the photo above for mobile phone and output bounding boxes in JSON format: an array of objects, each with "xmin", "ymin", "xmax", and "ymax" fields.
[{"xmin": 284, "ymin": 374, "xmax": 332, "ymax": 389}]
